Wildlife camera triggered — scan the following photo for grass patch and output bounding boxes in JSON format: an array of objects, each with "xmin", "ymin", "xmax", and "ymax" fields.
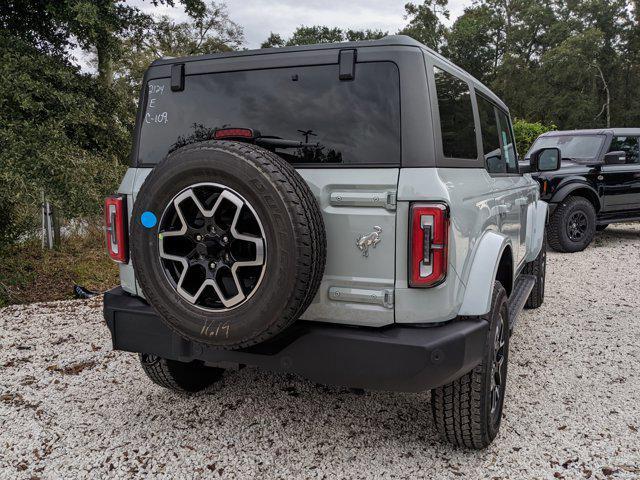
[{"xmin": 0, "ymin": 228, "xmax": 118, "ymax": 307}]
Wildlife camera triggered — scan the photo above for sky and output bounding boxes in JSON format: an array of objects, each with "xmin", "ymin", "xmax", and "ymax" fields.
[{"xmin": 71, "ymin": 0, "xmax": 467, "ymax": 71}]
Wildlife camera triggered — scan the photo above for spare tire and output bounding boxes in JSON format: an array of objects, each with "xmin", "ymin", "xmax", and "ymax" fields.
[{"xmin": 130, "ymin": 141, "xmax": 326, "ymax": 349}]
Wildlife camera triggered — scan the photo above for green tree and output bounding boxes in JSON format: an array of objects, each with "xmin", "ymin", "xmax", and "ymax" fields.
[
  {"xmin": 512, "ymin": 119, "xmax": 556, "ymax": 156},
  {"xmin": 260, "ymin": 26, "xmax": 387, "ymax": 48},
  {"xmin": 0, "ymin": 33, "xmax": 129, "ymax": 244},
  {"xmin": 398, "ymin": 0, "xmax": 449, "ymax": 51},
  {"xmin": 443, "ymin": 5, "xmax": 502, "ymax": 82},
  {"xmin": 261, "ymin": 32, "xmax": 285, "ymax": 49},
  {"xmin": 287, "ymin": 26, "xmax": 344, "ymax": 45},
  {"xmin": 116, "ymin": 2, "xmax": 243, "ymax": 94},
  {"xmin": 344, "ymin": 29, "xmax": 387, "ymax": 41}
]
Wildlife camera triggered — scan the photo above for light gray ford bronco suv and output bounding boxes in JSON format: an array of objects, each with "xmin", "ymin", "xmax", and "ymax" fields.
[{"xmin": 103, "ymin": 35, "xmax": 558, "ymax": 449}]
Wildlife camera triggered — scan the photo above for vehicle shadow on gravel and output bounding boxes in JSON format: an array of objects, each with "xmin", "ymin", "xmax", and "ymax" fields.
[
  {"xmin": 131, "ymin": 366, "xmax": 444, "ymax": 448},
  {"xmin": 593, "ymin": 228, "xmax": 640, "ymax": 242}
]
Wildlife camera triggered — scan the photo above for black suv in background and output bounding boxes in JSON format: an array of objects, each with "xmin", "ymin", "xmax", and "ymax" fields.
[{"xmin": 525, "ymin": 128, "xmax": 640, "ymax": 252}]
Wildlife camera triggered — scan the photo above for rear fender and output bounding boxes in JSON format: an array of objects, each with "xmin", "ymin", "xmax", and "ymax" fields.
[{"xmin": 458, "ymin": 231, "xmax": 511, "ymax": 316}]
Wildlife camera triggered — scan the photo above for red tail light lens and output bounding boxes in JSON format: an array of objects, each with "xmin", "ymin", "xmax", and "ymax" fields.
[
  {"xmin": 409, "ymin": 203, "xmax": 449, "ymax": 288},
  {"xmin": 105, "ymin": 195, "xmax": 128, "ymax": 263},
  {"xmin": 214, "ymin": 128, "xmax": 255, "ymax": 140}
]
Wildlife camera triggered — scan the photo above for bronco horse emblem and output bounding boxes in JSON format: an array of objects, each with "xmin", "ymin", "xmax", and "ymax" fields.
[{"xmin": 356, "ymin": 226, "xmax": 382, "ymax": 257}]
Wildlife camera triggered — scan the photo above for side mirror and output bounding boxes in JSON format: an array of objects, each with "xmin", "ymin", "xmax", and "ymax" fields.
[
  {"xmin": 604, "ymin": 150, "xmax": 626, "ymax": 165},
  {"xmin": 530, "ymin": 147, "xmax": 561, "ymax": 172}
]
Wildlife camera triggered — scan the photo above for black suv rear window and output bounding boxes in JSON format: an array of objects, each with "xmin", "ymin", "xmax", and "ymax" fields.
[{"xmin": 137, "ymin": 62, "xmax": 400, "ymax": 166}]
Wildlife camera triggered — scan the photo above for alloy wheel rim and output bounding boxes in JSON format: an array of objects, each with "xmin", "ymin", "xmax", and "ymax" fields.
[
  {"xmin": 157, "ymin": 182, "xmax": 267, "ymax": 311},
  {"xmin": 490, "ymin": 315, "xmax": 506, "ymax": 423},
  {"xmin": 567, "ymin": 211, "xmax": 588, "ymax": 241}
]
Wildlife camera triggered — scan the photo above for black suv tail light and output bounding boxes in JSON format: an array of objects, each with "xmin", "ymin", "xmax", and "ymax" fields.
[
  {"xmin": 409, "ymin": 203, "xmax": 449, "ymax": 288},
  {"xmin": 105, "ymin": 195, "xmax": 128, "ymax": 263}
]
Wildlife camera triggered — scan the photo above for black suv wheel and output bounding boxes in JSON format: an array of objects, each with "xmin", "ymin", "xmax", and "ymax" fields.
[
  {"xmin": 547, "ymin": 196, "xmax": 596, "ymax": 252},
  {"xmin": 431, "ymin": 282, "xmax": 509, "ymax": 449},
  {"xmin": 139, "ymin": 354, "xmax": 225, "ymax": 392}
]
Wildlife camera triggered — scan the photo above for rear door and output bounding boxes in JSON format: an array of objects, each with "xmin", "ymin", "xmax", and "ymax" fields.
[
  {"xmin": 476, "ymin": 94, "xmax": 532, "ymax": 267},
  {"xmin": 601, "ymin": 135, "xmax": 640, "ymax": 211},
  {"xmin": 134, "ymin": 58, "xmax": 402, "ymax": 327}
]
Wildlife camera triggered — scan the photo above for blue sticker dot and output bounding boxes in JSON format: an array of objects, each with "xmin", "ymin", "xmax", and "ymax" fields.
[{"xmin": 141, "ymin": 211, "xmax": 157, "ymax": 228}]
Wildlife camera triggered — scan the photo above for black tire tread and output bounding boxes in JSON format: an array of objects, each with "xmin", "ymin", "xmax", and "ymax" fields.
[
  {"xmin": 138, "ymin": 354, "xmax": 224, "ymax": 393},
  {"xmin": 547, "ymin": 196, "xmax": 596, "ymax": 253},
  {"xmin": 522, "ymin": 236, "xmax": 546, "ymax": 309},
  {"xmin": 251, "ymin": 145, "xmax": 326, "ymax": 316},
  {"xmin": 431, "ymin": 282, "xmax": 508, "ymax": 449}
]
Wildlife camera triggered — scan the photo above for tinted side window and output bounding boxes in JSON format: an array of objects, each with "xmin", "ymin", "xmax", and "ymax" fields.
[
  {"xmin": 433, "ymin": 67, "xmax": 477, "ymax": 159},
  {"xmin": 477, "ymin": 95, "xmax": 503, "ymax": 172},
  {"xmin": 137, "ymin": 62, "xmax": 401, "ymax": 166},
  {"xmin": 496, "ymin": 109, "xmax": 518, "ymax": 173},
  {"xmin": 477, "ymin": 96, "xmax": 518, "ymax": 174},
  {"xmin": 610, "ymin": 136, "xmax": 640, "ymax": 164}
]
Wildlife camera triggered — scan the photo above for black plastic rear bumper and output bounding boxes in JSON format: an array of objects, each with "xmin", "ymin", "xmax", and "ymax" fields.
[{"xmin": 103, "ymin": 287, "xmax": 488, "ymax": 392}]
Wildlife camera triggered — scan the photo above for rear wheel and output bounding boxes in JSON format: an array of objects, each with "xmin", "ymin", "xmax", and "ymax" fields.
[
  {"xmin": 139, "ymin": 354, "xmax": 224, "ymax": 393},
  {"xmin": 547, "ymin": 196, "xmax": 596, "ymax": 252},
  {"xmin": 522, "ymin": 236, "xmax": 546, "ymax": 309},
  {"xmin": 431, "ymin": 282, "xmax": 509, "ymax": 449}
]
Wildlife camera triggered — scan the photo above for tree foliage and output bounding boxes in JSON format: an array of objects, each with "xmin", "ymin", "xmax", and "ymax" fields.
[
  {"xmin": 441, "ymin": 0, "xmax": 638, "ymax": 129},
  {"xmin": 0, "ymin": 33, "xmax": 129, "ymax": 244},
  {"xmin": 399, "ymin": 0, "xmax": 449, "ymax": 51},
  {"xmin": 116, "ymin": 2, "xmax": 243, "ymax": 96},
  {"xmin": 512, "ymin": 119, "xmax": 557, "ymax": 157},
  {"xmin": 0, "ymin": 0, "xmax": 243, "ymax": 245},
  {"xmin": 260, "ymin": 26, "xmax": 387, "ymax": 48}
]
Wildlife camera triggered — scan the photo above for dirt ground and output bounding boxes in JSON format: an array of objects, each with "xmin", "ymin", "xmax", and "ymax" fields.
[{"xmin": 1, "ymin": 224, "xmax": 639, "ymax": 479}]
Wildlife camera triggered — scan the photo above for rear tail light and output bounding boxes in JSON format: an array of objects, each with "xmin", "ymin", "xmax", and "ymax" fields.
[
  {"xmin": 105, "ymin": 195, "xmax": 128, "ymax": 263},
  {"xmin": 409, "ymin": 203, "xmax": 449, "ymax": 288}
]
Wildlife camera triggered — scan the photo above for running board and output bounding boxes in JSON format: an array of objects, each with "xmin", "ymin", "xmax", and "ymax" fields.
[{"xmin": 507, "ymin": 274, "xmax": 535, "ymax": 330}]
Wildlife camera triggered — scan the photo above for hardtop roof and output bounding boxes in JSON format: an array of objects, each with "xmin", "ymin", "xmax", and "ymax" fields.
[{"xmin": 150, "ymin": 35, "xmax": 507, "ymax": 111}]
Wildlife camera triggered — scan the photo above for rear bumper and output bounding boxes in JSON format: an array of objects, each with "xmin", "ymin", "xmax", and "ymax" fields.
[{"xmin": 103, "ymin": 287, "xmax": 488, "ymax": 392}]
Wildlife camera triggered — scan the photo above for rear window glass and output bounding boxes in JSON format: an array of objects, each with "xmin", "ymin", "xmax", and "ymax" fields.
[
  {"xmin": 433, "ymin": 67, "xmax": 477, "ymax": 160},
  {"xmin": 137, "ymin": 62, "xmax": 400, "ymax": 166}
]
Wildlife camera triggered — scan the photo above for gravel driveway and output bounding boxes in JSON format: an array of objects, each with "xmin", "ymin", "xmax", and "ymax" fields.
[{"xmin": 1, "ymin": 224, "xmax": 639, "ymax": 479}]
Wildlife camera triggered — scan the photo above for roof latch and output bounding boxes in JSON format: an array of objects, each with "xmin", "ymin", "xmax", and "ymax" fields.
[
  {"xmin": 171, "ymin": 64, "xmax": 185, "ymax": 92},
  {"xmin": 339, "ymin": 49, "xmax": 357, "ymax": 81}
]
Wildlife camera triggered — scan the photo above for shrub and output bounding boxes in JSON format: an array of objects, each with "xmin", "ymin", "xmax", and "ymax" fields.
[{"xmin": 513, "ymin": 119, "xmax": 557, "ymax": 158}]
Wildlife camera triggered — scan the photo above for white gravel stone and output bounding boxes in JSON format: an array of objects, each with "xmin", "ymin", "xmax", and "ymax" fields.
[{"xmin": 1, "ymin": 224, "xmax": 639, "ymax": 479}]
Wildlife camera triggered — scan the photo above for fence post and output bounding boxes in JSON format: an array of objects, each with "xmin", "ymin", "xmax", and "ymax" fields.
[
  {"xmin": 41, "ymin": 194, "xmax": 60, "ymax": 250},
  {"xmin": 41, "ymin": 190, "xmax": 46, "ymax": 249}
]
